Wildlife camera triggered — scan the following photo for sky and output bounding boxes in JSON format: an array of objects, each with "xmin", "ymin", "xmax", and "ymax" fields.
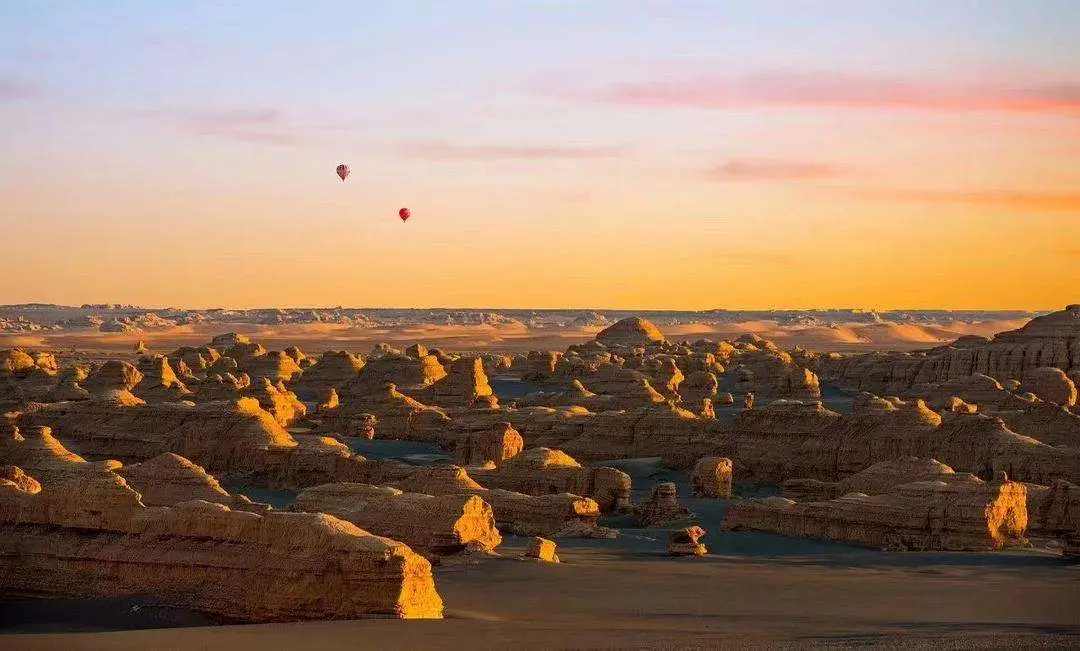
[{"xmin": 1, "ymin": 0, "xmax": 1077, "ymax": 311}]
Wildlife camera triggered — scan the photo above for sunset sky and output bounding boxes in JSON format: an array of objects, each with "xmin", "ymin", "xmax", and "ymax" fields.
[{"xmin": 1, "ymin": 1, "xmax": 1077, "ymax": 310}]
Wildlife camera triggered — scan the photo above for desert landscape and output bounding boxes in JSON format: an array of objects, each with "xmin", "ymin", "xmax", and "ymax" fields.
[
  {"xmin": 2, "ymin": 305, "xmax": 1079, "ymax": 648},
  {"xmin": 4, "ymin": 2, "xmax": 1078, "ymax": 648}
]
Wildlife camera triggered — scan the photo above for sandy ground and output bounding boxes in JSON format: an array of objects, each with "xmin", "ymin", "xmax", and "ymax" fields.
[
  {"xmin": 0, "ymin": 318, "xmax": 1030, "ymax": 357},
  {"xmin": 3, "ymin": 545, "xmax": 1078, "ymax": 650},
  {"xmin": 4, "ymin": 455, "xmax": 1078, "ymax": 649}
]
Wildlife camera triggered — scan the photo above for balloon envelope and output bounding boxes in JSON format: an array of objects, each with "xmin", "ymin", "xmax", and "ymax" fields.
[
  {"xmin": 399, "ymin": 208, "xmax": 410, "ymax": 222},
  {"xmin": 336, "ymin": 164, "xmax": 349, "ymax": 181}
]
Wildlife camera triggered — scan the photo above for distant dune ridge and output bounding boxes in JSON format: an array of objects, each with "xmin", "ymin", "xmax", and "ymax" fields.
[{"xmin": 0, "ymin": 304, "xmax": 1040, "ymax": 355}]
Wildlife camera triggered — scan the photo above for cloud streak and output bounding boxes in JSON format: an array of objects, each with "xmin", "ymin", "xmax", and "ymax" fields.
[
  {"xmin": 0, "ymin": 78, "xmax": 42, "ymax": 103},
  {"xmin": 707, "ymin": 158, "xmax": 844, "ymax": 181},
  {"xmin": 565, "ymin": 71, "xmax": 1080, "ymax": 117},
  {"xmin": 862, "ymin": 189, "xmax": 1080, "ymax": 212},
  {"xmin": 396, "ymin": 142, "xmax": 626, "ymax": 161},
  {"xmin": 130, "ymin": 108, "xmax": 345, "ymax": 146}
]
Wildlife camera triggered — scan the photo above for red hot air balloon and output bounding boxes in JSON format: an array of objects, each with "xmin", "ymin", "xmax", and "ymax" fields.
[
  {"xmin": 399, "ymin": 207, "xmax": 410, "ymax": 222},
  {"xmin": 335, "ymin": 164, "xmax": 349, "ymax": 182}
]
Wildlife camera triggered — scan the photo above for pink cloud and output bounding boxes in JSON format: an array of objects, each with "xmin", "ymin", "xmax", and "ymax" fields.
[
  {"xmin": 567, "ymin": 71, "xmax": 1080, "ymax": 116},
  {"xmin": 396, "ymin": 142, "xmax": 626, "ymax": 161},
  {"xmin": 0, "ymin": 78, "xmax": 42, "ymax": 102},
  {"xmin": 861, "ymin": 189, "xmax": 1080, "ymax": 212},
  {"xmin": 707, "ymin": 158, "xmax": 843, "ymax": 181}
]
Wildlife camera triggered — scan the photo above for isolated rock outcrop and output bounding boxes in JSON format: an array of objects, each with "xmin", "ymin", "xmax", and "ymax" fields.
[
  {"xmin": 0, "ymin": 467, "xmax": 443, "ymax": 620},
  {"xmin": 291, "ymin": 482, "xmax": 501, "ymax": 555},
  {"xmin": 668, "ymin": 526, "xmax": 707, "ymax": 556},
  {"xmin": 635, "ymin": 482, "xmax": 692, "ymax": 527},
  {"xmin": 691, "ymin": 457, "xmax": 733, "ymax": 499},
  {"xmin": 523, "ymin": 536, "xmax": 559, "ymax": 563}
]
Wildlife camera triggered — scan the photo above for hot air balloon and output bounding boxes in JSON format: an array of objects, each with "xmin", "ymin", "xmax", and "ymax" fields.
[
  {"xmin": 399, "ymin": 207, "xmax": 410, "ymax": 222},
  {"xmin": 335, "ymin": 164, "xmax": 349, "ymax": 182}
]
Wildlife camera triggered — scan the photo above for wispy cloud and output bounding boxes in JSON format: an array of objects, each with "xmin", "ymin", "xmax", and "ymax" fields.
[
  {"xmin": 563, "ymin": 71, "xmax": 1080, "ymax": 117},
  {"xmin": 707, "ymin": 158, "xmax": 844, "ymax": 182},
  {"xmin": 861, "ymin": 189, "xmax": 1080, "ymax": 212},
  {"xmin": 130, "ymin": 108, "xmax": 346, "ymax": 146},
  {"xmin": 396, "ymin": 142, "xmax": 626, "ymax": 161},
  {"xmin": 0, "ymin": 78, "xmax": 42, "ymax": 103}
]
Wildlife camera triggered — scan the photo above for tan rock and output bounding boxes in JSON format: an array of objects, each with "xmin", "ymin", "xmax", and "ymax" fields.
[
  {"xmin": 325, "ymin": 382, "xmax": 450, "ymax": 441},
  {"xmin": 246, "ymin": 377, "xmax": 307, "ymax": 427},
  {"xmin": 1, "ymin": 465, "xmax": 41, "ymax": 493},
  {"xmin": 239, "ymin": 350, "xmax": 303, "ymax": 383},
  {"xmin": 726, "ymin": 472, "xmax": 1028, "ymax": 551},
  {"xmin": 468, "ymin": 447, "xmax": 633, "ymax": 514},
  {"xmin": 668, "ymin": 526, "xmax": 707, "ymax": 556},
  {"xmin": 523, "ymin": 536, "xmax": 559, "ymax": 562},
  {"xmin": 1022, "ymin": 367, "xmax": 1078, "ymax": 407},
  {"xmin": 596, "ymin": 317, "xmax": 666, "ymax": 347},
  {"xmin": 389, "ymin": 465, "xmax": 605, "ymax": 538},
  {"xmin": 83, "ymin": 361, "xmax": 143, "ymax": 394},
  {"xmin": 0, "ymin": 468, "xmax": 443, "ymax": 621},
  {"xmin": 636, "ymin": 482, "xmax": 692, "ymax": 527},
  {"xmin": 291, "ymin": 482, "xmax": 501, "ymax": 555},
  {"xmin": 289, "ymin": 350, "xmax": 365, "ymax": 398},
  {"xmin": 117, "ymin": 452, "xmax": 231, "ymax": 506},
  {"xmin": 691, "ymin": 457, "xmax": 733, "ymax": 498},
  {"xmin": 416, "ymin": 356, "xmax": 497, "ymax": 408},
  {"xmin": 455, "ymin": 422, "xmax": 523, "ymax": 467},
  {"xmin": 133, "ymin": 355, "xmax": 191, "ymax": 402}
]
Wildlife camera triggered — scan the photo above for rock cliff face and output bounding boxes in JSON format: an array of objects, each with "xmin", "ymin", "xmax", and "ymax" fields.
[
  {"xmin": 815, "ymin": 305, "xmax": 1080, "ymax": 394},
  {"xmin": 0, "ymin": 467, "xmax": 443, "ymax": 620},
  {"xmin": 726, "ymin": 472, "xmax": 1028, "ymax": 551},
  {"xmin": 1026, "ymin": 479, "xmax": 1080, "ymax": 537},
  {"xmin": 291, "ymin": 482, "xmax": 501, "ymax": 554}
]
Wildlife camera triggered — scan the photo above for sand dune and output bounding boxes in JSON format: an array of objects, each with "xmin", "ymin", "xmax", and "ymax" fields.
[{"xmin": 0, "ymin": 318, "xmax": 1030, "ymax": 357}]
